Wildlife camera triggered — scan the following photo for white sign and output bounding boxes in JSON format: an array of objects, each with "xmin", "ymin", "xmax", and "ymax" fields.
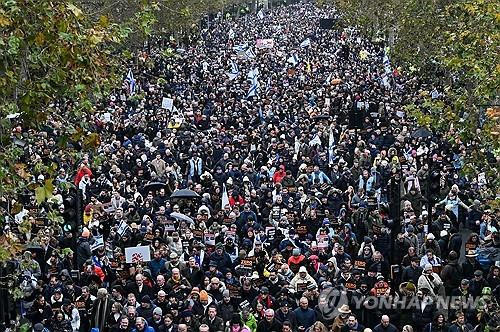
[
  {"xmin": 161, "ymin": 97, "xmax": 174, "ymax": 110},
  {"xmin": 125, "ymin": 245, "xmax": 151, "ymax": 263},
  {"xmin": 256, "ymin": 39, "xmax": 274, "ymax": 49},
  {"xmin": 204, "ymin": 233, "xmax": 215, "ymax": 246}
]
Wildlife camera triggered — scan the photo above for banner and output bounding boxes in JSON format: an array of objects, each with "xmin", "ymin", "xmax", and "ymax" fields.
[
  {"xmin": 125, "ymin": 245, "xmax": 151, "ymax": 263},
  {"xmin": 256, "ymin": 39, "xmax": 274, "ymax": 49}
]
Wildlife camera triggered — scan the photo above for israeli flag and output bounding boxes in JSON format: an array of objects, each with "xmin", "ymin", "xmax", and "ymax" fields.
[
  {"xmin": 228, "ymin": 28, "xmax": 235, "ymax": 39},
  {"xmin": 117, "ymin": 220, "xmax": 130, "ymax": 237},
  {"xmin": 381, "ymin": 73, "xmax": 390, "ymax": 89},
  {"xmin": 226, "ymin": 60, "xmax": 239, "ymax": 80},
  {"xmin": 383, "ymin": 54, "xmax": 392, "ymax": 74},
  {"xmin": 245, "ymin": 47, "xmax": 257, "ymax": 59},
  {"xmin": 90, "ymin": 235, "xmax": 104, "ymax": 252},
  {"xmin": 247, "ymin": 68, "xmax": 260, "ymax": 98},
  {"xmin": 221, "ymin": 184, "xmax": 229, "ymax": 209},
  {"xmin": 126, "ymin": 69, "xmax": 136, "ymax": 95},
  {"xmin": 247, "ymin": 68, "xmax": 260, "ymax": 80},
  {"xmin": 233, "ymin": 43, "xmax": 248, "ymax": 52},
  {"xmin": 328, "ymin": 129, "xmax": 335, "ymax": 164},
  {"xmin": 257, "ymin": 9, "xmax": 264, "ymax": 20},
  {"xmin": 324, "ymin": 73, "xmax": 332, "ymax": 86},
  {"xmin": 287, "ymin": 54, "xmax": 300, "ymax": 67},
  {"xmin": 300, "ymin": 38, "xmax": 311, "ymax": 48},
  {"xmin": 265, "ymin": 76, "xmax": 272, "ymax": 94}
]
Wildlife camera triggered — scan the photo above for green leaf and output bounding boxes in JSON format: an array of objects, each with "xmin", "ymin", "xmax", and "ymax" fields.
[
  {"xmin": 35, "ymin": 186, "xmax": 46, "ymax": 205},
  {"xmin": 67, "ymin": 3, "xmax": 83, "ymax": 18}
]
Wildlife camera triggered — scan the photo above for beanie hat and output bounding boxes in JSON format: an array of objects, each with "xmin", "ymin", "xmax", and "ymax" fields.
[
  {"xmin": 200, "ymin": 290, "xmax": 209, "ymax": 301},
  {"xmin": 153, "ymin": 307, "xmax": 163, "ymax": 316}
]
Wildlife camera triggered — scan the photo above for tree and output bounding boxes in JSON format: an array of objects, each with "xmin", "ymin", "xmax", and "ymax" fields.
[
  {"xmin": 320, "ymin": 0, "xmax": 499, "ymax": 187},
  {"xmin": 0, "ymin": 0, "xmax": 133, "ymax": 261}
]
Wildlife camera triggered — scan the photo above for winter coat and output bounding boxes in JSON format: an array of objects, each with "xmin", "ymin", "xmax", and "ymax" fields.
[{"xmin": 440, "ymin": 260, "xmax": 463, "ymax": 293}]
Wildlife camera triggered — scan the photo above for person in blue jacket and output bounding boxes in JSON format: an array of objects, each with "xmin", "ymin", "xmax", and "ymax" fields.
[{"xmin": 132, "ymin": 317, "xmax": 155, "ymax": 332}]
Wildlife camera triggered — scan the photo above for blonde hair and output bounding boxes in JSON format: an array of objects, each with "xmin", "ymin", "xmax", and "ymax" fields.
[{"xmin": 310, "ymin": 321, "xmax": 328, "ymax": 332}]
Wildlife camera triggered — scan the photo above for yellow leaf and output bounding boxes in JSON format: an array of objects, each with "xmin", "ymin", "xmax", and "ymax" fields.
[
  {"xmin": 0, "ymin": 14, "xmax": 11, "ymax": 27},
  {"xmin": 99, "ymin": 15, "xmax": 109, "ymax": 27},
  {"xmin": 35, "ymin": 32, "xmax": 45, "ymax": 46},
  {"xmin": 67, "ymin": 3, "xmax": 83, "ymax": 19}
]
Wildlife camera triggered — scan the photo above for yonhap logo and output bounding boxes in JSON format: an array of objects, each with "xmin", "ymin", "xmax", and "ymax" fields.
[{"xmin": 318, "ymin": 287, "xmax": 349, "ymax": 319}]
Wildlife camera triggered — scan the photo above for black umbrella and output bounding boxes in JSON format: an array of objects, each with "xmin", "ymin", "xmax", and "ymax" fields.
[
  {"xmin": 143, "ymin": 182, "xmax": 167, "ymax": 193},
  {"xmin": 411, "ymin": 127, "xmax": 433, "ymax": 138},
  {"xmin": 170, "ymin": 189, "xmax": 200, "ymax": 199}
]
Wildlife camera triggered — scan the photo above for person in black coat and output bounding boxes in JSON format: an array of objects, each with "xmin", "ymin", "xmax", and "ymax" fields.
[
  {"xmin": 411, "ymin": 293, "xmax": 436, "ymax": 331},
  {"xmin": 401, "ymin": 257, "xmax": 423, "ymax": 285},
  {"xmin": 257, "ymin": 309, "xmax": 282, "ymax": 332},
  {"xmin": 27, "ymin": 294, "xmax": 53, "ymax": 326},
  {"xmin": 200, "ymin": 305, "xmax": 224, "ymax": 332},
  {"xmin": 126, "ymin": 273, "xmax": 152, "ymax": 300},
  {"xmin": 373, "ymin": 315, "xmax": 398, "ymax": 332},
  {"xmin": 461, "ymin": 251, "xmax": 482, "ymax": 280}
]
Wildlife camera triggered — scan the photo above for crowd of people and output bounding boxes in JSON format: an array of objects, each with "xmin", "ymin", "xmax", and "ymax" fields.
[{"xmin": 2, "ymin": 2, "xmax": 499, "ymax": 332}]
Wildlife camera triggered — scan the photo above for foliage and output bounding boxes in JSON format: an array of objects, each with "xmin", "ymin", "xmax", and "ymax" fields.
[
  {"xmin": 325, "ymin": 0, "xmax": 499, "ymax": 178},
  {"xmin": 0, "ymin": 0, "xmax": 132, "ymax": 200}
]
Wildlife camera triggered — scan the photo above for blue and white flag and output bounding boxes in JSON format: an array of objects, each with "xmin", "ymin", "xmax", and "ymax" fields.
[
  {"xmin": 300, "ymin": 38, "xmax": 311, "ymax": 48},
  {"xmin": 117, "ymin": 220, "xmax": 130, "ymax": 237},
  {"xmin": 233, "ymin": 43, "xmax": 248, "ymax": 52},
  {"xmin": 383, "ymin": 54, "xmax": 392, "ymax": 74},
  {"xmin": 244, "ymin": 47, "xmax": 257, "ymax": 59},
  {"xmin": 126, "ymin": 69, "xmax": 136, "ymax": 95},
  {"xmin": 287, "ymin": 54, "xmax": 300, "ymax": 67},
  {"xmin": 328, "ymin": 128, "xmax": 335, "ymax": 164},
  {"xmin": 221, "ymin": 184, "xmax": 229, "ymax": 209},
  {"xmin": 90, "ymin": 235, "xmax": 104, "ymax": 252},
  {"xmin": 381, "ymin": 73, "xmax": 390, "ymax": 89},
  {"xmin": 324, "ymin": 73, "xmax": 332, "ymax": 86},
  {"xmin": 265, "ymin": 76, "xmax": 272, "ymax": 94},
  {"xmin": 257, "ymin": 9, "xmax": 264, "ymax": 20},
  {"xmin": 247, "ymin": 68, "xmax": 260, "ymax": 98},
  {"xmin": 226, "ymin": 60, "xmax": 239, "ymax": 80}
]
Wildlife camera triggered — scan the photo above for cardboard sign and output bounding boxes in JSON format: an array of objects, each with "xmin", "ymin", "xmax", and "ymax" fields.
[
  {"xmin": 297, "ymin": 282, "xmax": 308, "ymax": 292},
  {"xmin": 165, "ymin": 221, "xmax": 175, "ymax": 232},
  {"xmin": 226, "ymin": 284, "xmax": 241, "ymax": 298},
  {"xmin": 296, "ymin": 225, "xmax": 308, "ymax": 235},
  {"xmin": 317, "ymin": 235, "xmax": 329, "ymax": 248},
  {"xmin": 75, "ymin": 301, "xmax": 86, "ymax": 309},
  {"xmin": 345, "ymin": 282, "xmax": 357, "ymax": 290},
  {"xmin": 375, "ymin": 285, "xmax": 389, "ymax": 296},
  {"xmin": 354, "ymin": 260, "xmax": 366, "ymax": 270},
  {"xmin": 266, "ymin": 227, "xmax": 276, "ymax": 242},
  {"xmin": 161, "ymin": 97, "xmax": 174, "ymax": 110},
  {"xmin": 241, "ymin": 258, "xmax": 254, "ymax": 268},
  {"xmin": 117, "ymin": 268, "xmax": 129, "ymax": 279},
  {"xmin": 256, "ymin": 39, "xmax": 274, "ymax": 49},
  {"xmin": 125, "ymin": 245, "xmax": 151, "ymax": 264},
  {"xmin": 192, "ymin": 229, "xmax": 204, "ymax": 239},
  {"xmin": 204, "ymin": 233, "xmax": 215, "ymax": 246}
]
